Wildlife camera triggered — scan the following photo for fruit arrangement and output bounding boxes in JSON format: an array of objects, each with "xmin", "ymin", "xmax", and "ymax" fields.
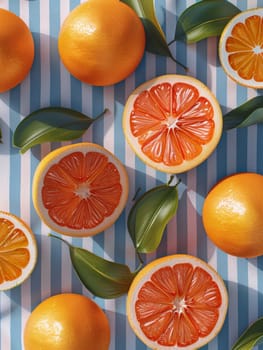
[{"xmin": 1, "ymin": 1, "xmax": 263, "ymax": 350}]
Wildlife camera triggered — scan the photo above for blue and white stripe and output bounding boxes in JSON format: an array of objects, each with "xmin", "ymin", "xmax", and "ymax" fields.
[{"xmin": 1, "ymin": 0, "xmax": 263, "ymax": 349}]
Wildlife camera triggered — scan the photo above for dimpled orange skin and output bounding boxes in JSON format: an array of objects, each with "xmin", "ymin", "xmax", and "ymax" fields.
[
  {"xmin": 58, "ymin": 0, "xmax": 145, "ymax": 86},
  {"xmin": 0, "ymin": 8, "xmax": 34, "ymax": 93},
  {"xmin": 202, "ymin": 173, "xmax": 263, "ymax": 258},
  {"xmin": 24, "ymin": 293, "xmax": 111, "ymax": 350}
]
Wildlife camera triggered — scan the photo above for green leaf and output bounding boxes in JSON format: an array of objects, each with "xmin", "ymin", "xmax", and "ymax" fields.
[
  {"xmin": 121, "ymin": 0, "xmax": 167, "ymax": 55},
  {"xmin": 128, "ymin": 177, "xmax": 179, "ymax": 253},
  {"xmin": 175, "ymin": 0, "xmax": 240, "ymax": 43},
  {"xmin": 13, "ymin": 107, "xmax": 108, "ymax": 153},
  {"xmin": 232, "ymin": 318, "xmax": 263, "ymax": 350},
  {"xmin": 121, "ymin": 0, "xmax": 187, "ymax": 69},
  {"xmin": 223, "ymin": 96, "xmax": 263, "ymax": 131},
  {"xmin": 50, "ymin": 234, "xmax": 137, "ymax": 299}
]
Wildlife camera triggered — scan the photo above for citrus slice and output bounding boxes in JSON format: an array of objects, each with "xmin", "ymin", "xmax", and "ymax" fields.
[
  {"xmin": 32, "ymin": 142, "xmax": 129, "ymax": 237},
  {"xmin": 127, "ymin": 254, "xmax": 228, "ymax": 350},
  {"xmin": 0, "ymin": 211, "xmax": 37, "ymax": 291},
  {"xmin": 219, "ymin": 8, "xmax": 263, "ymax": 88},
  {"xmin": 122, "ymin": 75, "xmax": 222, "ymax": 174}
]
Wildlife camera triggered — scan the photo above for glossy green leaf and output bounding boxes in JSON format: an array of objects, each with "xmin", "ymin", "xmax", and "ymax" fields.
[
  {"xmin": 223, "ymin": 96, "xmax": 263, "ymax": 131},
  {"xmin": 13, "ymin": 107, "xmax": 108, "ymax": 153},
  {"xmin": 232, "ymin": 318, "xmax": 263, "ymax": 350},
  {"xmin": 50, "ymin": 234, "xmax": 137, "ymax": 299},
  {"xmin": 121, "ymin": 0, "xmax": 187, "ymax": 69},
  {"xmin": 121, "ymin": 0, "xmax": 167, "ymax": 55},
  {"xmin": 175, "ymin": 0, "xmax": 240, "ymax": 43},
  {"xmin": 128, "ymin": 177, "xmax": 179, "ymax": 253}
]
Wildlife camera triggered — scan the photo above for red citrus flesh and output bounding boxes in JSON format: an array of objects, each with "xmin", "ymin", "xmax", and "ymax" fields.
[
  {"xmin": 130, "ymin": 82, "xmax": 215, "ymax": 166},
  {"xmin": 41, "ymin": 151, "xmax": 122, "ymax": 230},
  {"xmin": 135, "ymin": 263, "xmax": 223, "ymax": 347}
]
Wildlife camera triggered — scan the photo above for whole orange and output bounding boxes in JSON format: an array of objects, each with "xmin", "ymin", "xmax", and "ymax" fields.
[
  {"xmin": 58, "ymin": 0, "xmax": 145, "ymax": 86},
  {"xmin": 0, "ymin": 8, "xmax": 34, "ymax": 93},
  {"xmin": 202, "ymin": 172, "xmax": 263, "ymax": 258},
  {"xmin": 23, "ymin": 293, "xmax": 111, "ymax": 350}
]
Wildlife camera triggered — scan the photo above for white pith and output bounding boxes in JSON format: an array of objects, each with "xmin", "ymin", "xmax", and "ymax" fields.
[{"xmin": 74, "ymin": 182, "xmax": 91, "ymax": 199}]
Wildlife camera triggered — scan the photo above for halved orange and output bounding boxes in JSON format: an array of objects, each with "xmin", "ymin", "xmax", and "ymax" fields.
[
  {"xmin": 219, "ymin": 8, "xmax": 263, "ymax": 88},
  {"xmin": 127, "ymin": 254, "xmax": 228, "ymax": 349},
  {"xmin": 32, "ymin": 142, "xmax": 129, "ymax": 237},
  {"xmin": 0, "ymin": 211, "xmax": 37, "ymax": 291},
  {"xmin": 123, "ymin": 75, "xmax": 222, "ymax": 174}
]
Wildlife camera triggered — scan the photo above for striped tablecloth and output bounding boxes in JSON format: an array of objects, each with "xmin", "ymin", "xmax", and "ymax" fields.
[{"xmin": 1, "ymin": 0, "xmax": 263, "ymax": 349}]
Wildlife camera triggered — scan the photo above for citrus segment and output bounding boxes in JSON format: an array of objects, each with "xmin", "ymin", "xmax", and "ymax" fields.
[
  {"xmin": 32, "ymin": 143, "xmax": 129, "ymax": 237},
  {"xmin": 0, "ymin": 211, "xmax": 37, "ymax": 291},
  {"xmin": 123, "ymin": 75, "xmax": 222, "ymax": 174},
  {"xmin": 127, "ymin": 255, "xmax": 228, "ymax": 350},
  {"xmin": 58, "ymin": 0, "xmax": 145, "ymax": 86},
  {"xmin": 24, "ymin": 293, "xmax": 110, "ymax": 350},
  {"xmin": 202, "ymin": 172, "xmax": 263, "ymax": 258},
  {"xmin": 219, "ymin": 8, "xmax": 263, "ymax": 88},
  {"xmin": 0, "ymin": 8, "xmax": 34, "ymax": 93}
]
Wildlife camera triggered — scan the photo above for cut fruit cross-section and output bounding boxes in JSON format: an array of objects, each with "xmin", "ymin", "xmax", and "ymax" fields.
[
  {"xmin": 127, "ymin": 254, "xmax": 228, "ymax": 350},
  {"xmin": 32, "ymin": 142, "xmax": 129, "ymax": 237},
  {"xmin": 123, "ymin": 75, "xmax": 222, "ymax": 174},
  {"xmin": 0, "ymin": 211, "xmax": 37, "ymax": 291},
  {"xmin": 219, "ymin": 8, "xmax": 263, "ymax": 88}
]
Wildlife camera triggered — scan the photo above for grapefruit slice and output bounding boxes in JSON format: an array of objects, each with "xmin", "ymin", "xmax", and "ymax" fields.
[
  {"xmin": 122, "ymin": 75, "xmax": 222, "ymax": 174},
  {"xmin": 219, "ymin": 8, "xmax": 263, "ymax": 88},
  {"xmin": 32, "ymin": 142, "xmax": 129, "ymax": 237},
  {"xmin": 127, "ymin": 254, "xmax": 228, "ymax": 350},
  {"xmin": 0, "ymin": 211, "xmax": 37, "ymax": 291}
]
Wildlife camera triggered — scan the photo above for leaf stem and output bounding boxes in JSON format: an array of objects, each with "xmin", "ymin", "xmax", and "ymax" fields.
[
  {"xmin": 167, "ymin": 39, "xmax": 176, "ymax": 46},
  {"xmin": 167, "ymin": 40, "xmax": 188, "ymax": 71},
  {"xmin": 134, "ymin": 262, "xmax": 144, "ymax": 275},
  {"xmin": 49, "ymin": 233, "xmax": 71, "ymax": 248},
  {"xmin": 167, "ymin": 175, "xmax": 175, "ymax": 185},
  {"xmin": 94, "ymin": 108, "xmax": 110, "ymax": 122},
  {"xmin": 136, "ymin": 251, "xmax": 144, "ymax": 265},
  {"xmin": 175, "ymin": 178, "xmax": 182, "ymax": 187},
  {"xmin": 170, "ymin": 55, "xmax": 188, "ymax": 71},
  {"xmin": 167, "ymin": 176, "xmax": 181, "ymax": 188},
  {"xmin": 132, "ymin": 187, "xmax": 141, "ymax": 201}
]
